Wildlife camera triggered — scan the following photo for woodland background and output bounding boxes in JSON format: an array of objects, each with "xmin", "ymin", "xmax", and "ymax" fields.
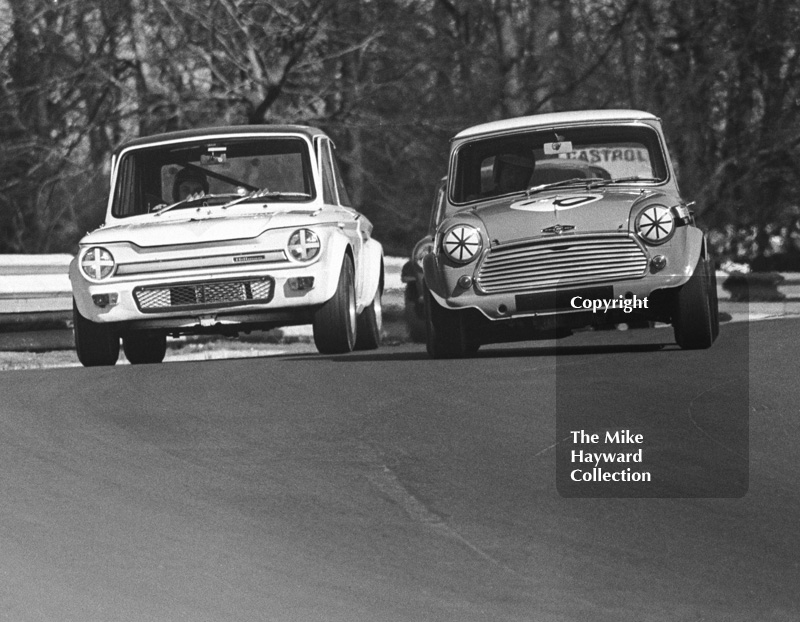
[{"xmin": 1, "ymin": 0, "xmax": 799, "ymax": 267}]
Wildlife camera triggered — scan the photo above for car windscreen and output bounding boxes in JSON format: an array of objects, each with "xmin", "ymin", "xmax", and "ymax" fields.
[
  {"xmin": 450, "ymin": 125, "xmax": 668, "ymax": 205},
  {"xmin": 111, "ymin": 137, "xmax": 316, "ymax": 217}
]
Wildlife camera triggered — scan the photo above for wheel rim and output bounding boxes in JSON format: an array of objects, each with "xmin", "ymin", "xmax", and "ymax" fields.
[
  {"xmin": 374, "ymin": 291, "xmax": 383, "ymax": 334},
  {"xmin": 347, "ymin": 282, "xmax": 356, "ymax": 343}
]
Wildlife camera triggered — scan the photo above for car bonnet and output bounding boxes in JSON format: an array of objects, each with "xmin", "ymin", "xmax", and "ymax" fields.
[
  {"xmin": 464, "ymin": 189, "xmax": 667, "ymax": 245},
  {"xmin": 81, "ymin": 209, "xmax": 323, "ymax": 248}
]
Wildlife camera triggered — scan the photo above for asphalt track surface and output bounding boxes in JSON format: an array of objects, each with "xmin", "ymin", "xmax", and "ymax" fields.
[{"xmin": 0, "ymin": 320, "xmax": 798, "ymax": 621}]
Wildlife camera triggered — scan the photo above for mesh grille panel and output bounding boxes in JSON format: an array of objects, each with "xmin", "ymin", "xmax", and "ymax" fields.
[{"xmin": 134, "ymin": 277, "xmax": 274, "ymax": 313}]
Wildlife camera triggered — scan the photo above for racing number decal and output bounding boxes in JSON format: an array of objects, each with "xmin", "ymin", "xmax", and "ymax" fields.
[
  {"xmin": 553, "ymin": 196, "xmax": 598, "ymax": 208},
  {"xmin": 510, "ymin": 194, "xmax": 602, "ymax": 212}
]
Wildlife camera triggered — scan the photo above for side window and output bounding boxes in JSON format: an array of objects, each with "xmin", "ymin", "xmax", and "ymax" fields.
[
  {"xmin": 112, "ymin": 155, "xmax": 136, "ymax": 217},
  {"xmin": 319, "ymin": 139, "xmax": 337, "ymax": 204},
  {"xmin": 112, "ymin": 153, "xmax": 150, "ymax": 217},
  {"xmin": 330, "ymin": 144, "xmax": 352, "ymax": 207}
]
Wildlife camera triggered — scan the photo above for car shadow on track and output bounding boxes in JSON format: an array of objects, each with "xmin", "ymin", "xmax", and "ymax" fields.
[{"xmin": 321, "ymin": 341, "xmax": 676, "ymax": 363}]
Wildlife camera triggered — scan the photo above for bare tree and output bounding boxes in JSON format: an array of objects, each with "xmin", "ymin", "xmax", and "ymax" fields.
[{"xmin": 1, "ymin": 0, "xmax": 798, "ymax": 259}]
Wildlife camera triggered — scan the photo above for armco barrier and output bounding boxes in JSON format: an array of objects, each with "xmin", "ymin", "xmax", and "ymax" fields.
[
  {"xmin": 0, "ymin": 255, "xmax": 796, "ymax": 328},
  {"xmin": 0, "ymin": 254, "xmax": 405, "ymax": 329},
  {"xmin": 718, "ymin": 271, "xmax": 800, "ymax": 301},
  {"xmin": 0, "ymin": 254, "xmax": 73, "ymax": 325}
]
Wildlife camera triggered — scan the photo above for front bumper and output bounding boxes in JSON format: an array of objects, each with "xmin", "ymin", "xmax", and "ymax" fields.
[
  {"xmin": 71, "ymin": 258, "xmax": 338, "ymax": 330},
  {"xmin": 428, "ymin": 271, "xmax": 684, "ymax": 322},
  {"xmin": 424, "ymin": 229, "xmax": 705, "ymax": 322}
]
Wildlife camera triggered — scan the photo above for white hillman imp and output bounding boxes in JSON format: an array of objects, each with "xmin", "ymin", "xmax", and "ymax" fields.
[{"xmin": 70, "ymin": 125, "xmax": 384, "ymax": 366}]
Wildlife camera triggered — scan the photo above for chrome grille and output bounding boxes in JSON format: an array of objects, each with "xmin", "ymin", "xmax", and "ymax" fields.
[
  {"xmin": 134, "ymin": 277, "xmax": 274, "ymax": 313},
  {"xmin": 476, "ymin": 234, "xmax": 647, "ymax": 293}
]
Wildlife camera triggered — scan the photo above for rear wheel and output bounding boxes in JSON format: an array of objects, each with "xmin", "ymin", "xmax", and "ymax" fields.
[
  {"xmin": 673, "ymin": 257, "xmax": 717, "ymax": 350},
  {"xmin": 122, "ymin": 331, "xmax": 167, "ymax": 364},
  {"xmin": 424, "ymin": 286, "xmax": 478, "ymax": 358},
  {"xmin": 354, "ymin": 272, "xmax": 383, "ymax": 351},
  {"xmin": 73, "ymin": 301, "xmax": 120, "ymax": 367},
  {"xmin": 404, "ymin": 283, "xmax": 427, "ymax": 343},
  {"xmin": 313, "ymin": 255, "xmax": 357, "ymax": 354}
]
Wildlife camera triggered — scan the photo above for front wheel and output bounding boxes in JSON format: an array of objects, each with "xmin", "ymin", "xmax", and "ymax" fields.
[
  {"xmin": 313, "ymin": 255, "xmax": 357, "ymax": 354},
  {"xmin": 424, "ymin": 286, "xmax": 478, "ymax": 359},
  {"xmin": 708, "ymin": 258, "xmax": 720, "ymax": 341},
  {"xmin": 73, "ymin": 301, "xmax": 120, "ymax": 367},
  {"xmin": 672, "ymin": 257, "xmax": 718, "ymax": 350},
  {"xmin": 122, "ymin": 331, "xmax": 167, "ymax": 364}
]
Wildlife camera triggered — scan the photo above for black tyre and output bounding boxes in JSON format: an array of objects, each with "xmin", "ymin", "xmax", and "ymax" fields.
[
  {"xmin": 354, "ymin": 272, "xmax": 383, "ymax": 351},
  {"xmin": 707, "ymin": 258, "xmax": 720, "ymax": 341},
  {"xmin": 404, "ymin": 283, "xmax": 427, "ymax": 343},
  {"xmin": 313, "ymin": 255, "xmax": 357, "ymax": 354},
  {"xmin": 424, "ymin": 286, "xmax": 478, "ymax": 358},
  {"xmin": 673, "ymin": 257, "xmax": 717, "ymax": 350},
  {"xmin": 73, "ymin": 301, "xmax": 120, "ymax": 367},
  {"xmin": 122, "ymin": 331, "xmax": 167, "ymax": 364}
]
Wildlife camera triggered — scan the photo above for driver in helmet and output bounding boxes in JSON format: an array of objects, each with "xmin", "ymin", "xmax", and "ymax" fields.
[{"xmin": 172, "ymin": 168, "xmax": 209, "ymax": 202}]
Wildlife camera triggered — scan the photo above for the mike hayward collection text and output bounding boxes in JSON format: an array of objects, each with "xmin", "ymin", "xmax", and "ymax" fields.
[{"xmin": 568, "ymin": 429, "xmax": 652, "ymax": 483}]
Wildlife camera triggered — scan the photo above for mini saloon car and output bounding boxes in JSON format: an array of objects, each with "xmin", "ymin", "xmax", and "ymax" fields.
[
  {"xmin": 70, "ymin": 125, "xmax": 384, "ymax": 366},
  {"xmin": 423, "ymin": 109, "xmax": 719, "ymax": 357}
]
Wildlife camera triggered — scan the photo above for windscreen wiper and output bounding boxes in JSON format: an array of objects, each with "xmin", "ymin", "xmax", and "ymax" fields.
[
  {"xmin": 220, "ymin": 189, "xmax": 312, "ymax": 209},
  {"xmin": 152, "ymin": 193, "xmax": 239, "ymax": 216},
  {"xmin": 591, "ymin": 176, "xmax": 663, "ymax": 186},
  {"xmin": 525, "ymin": 176, "xmax": 662, "ymax": 198},
  {"xmin": 526, "ymin": 177, "xmax": 600, "ymax": 197}
]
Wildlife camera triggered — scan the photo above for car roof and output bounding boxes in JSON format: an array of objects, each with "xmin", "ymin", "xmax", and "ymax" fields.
[
  {"xmin": 453, "ymin": 109, "xmax": 660, "ymax": 141},
  {"xmin": 115, "ymin": 125, "xmax": 327, "ymax": 154}
]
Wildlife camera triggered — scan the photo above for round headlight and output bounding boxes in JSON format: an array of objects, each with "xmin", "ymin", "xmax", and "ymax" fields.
[
  {"xmin": 287, "ymin": 228, "xmax": 321, "ymax": 262},
  {"xmin": 80, "ymin": 247, "xmax": 116, "ymax": 280},
  {"xmin": 442, "ymin": 225, "xmax": 482, "ymax": 264},
  {"xmin": 635, "ymin": 205, "xmax": 674, "ymax": 245}
]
